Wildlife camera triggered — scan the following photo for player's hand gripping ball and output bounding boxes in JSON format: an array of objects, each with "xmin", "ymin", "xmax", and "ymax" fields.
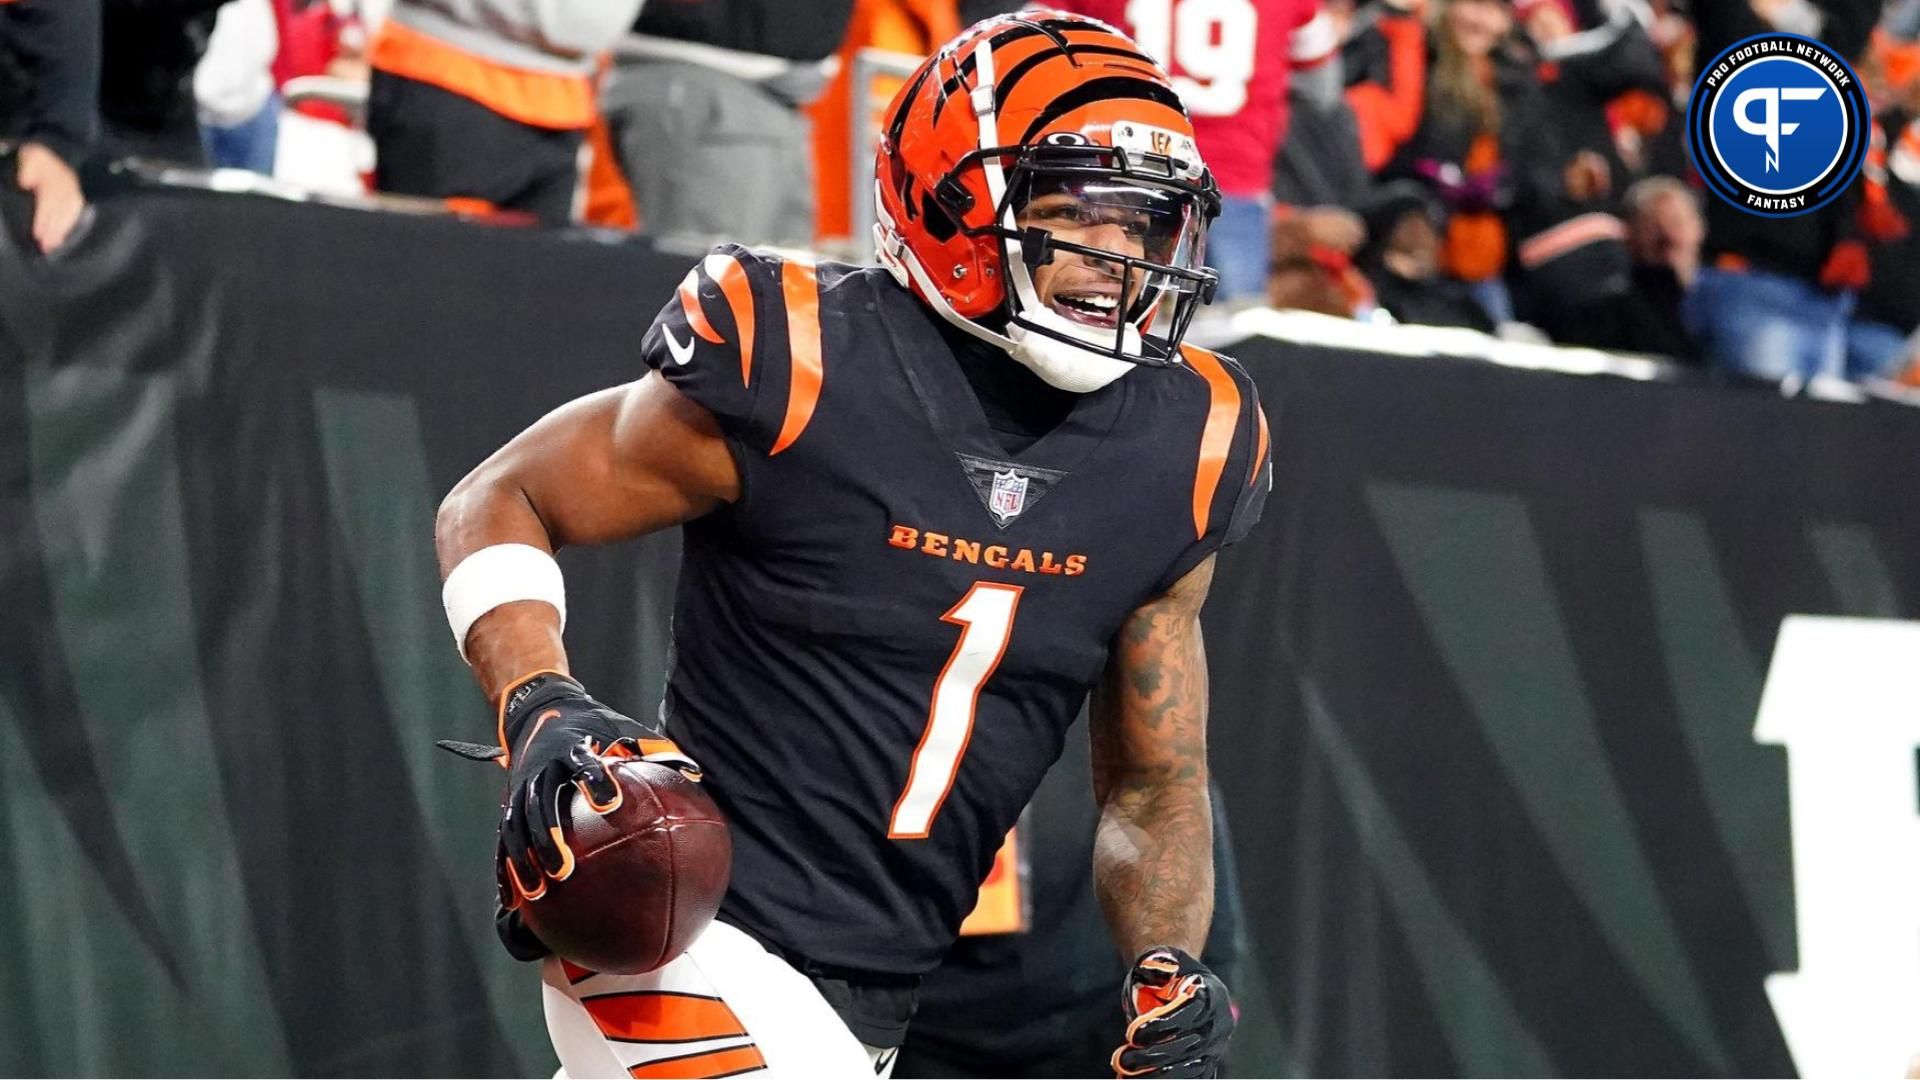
[
  {"xmin": 441, "ymin": 672, "xmax": 730, "ymax": 974},
  {"xmin": 1112, "ymin": 947, "xmax": 1236, "ymax": 1078}
]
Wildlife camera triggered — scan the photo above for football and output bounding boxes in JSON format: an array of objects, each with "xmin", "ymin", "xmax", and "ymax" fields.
[{"xmin": 517, "ymin": 759, "xmax": 732, "ymax": 975}]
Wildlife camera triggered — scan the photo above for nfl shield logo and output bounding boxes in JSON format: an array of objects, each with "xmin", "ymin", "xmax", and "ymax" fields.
[{"xmin": 989, "ymin": 469, "xmax": 1029, "ymax": 523}]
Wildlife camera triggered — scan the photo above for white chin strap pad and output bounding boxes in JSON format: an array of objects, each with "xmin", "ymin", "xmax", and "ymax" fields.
[{"xmin": 1006, "ymin": 308, "xmax": 1140, "ymax": 393}]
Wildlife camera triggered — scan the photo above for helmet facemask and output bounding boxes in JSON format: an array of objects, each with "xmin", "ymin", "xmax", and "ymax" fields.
[
  {"xmin": 990, "ymin": 145, "xmax": 1219, "ymax": 369},
  {"xmin": 942, "ymin": 142, "xmax": 1220, "ymax": 391}
]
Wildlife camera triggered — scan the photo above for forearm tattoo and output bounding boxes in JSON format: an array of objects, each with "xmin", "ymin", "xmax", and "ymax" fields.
[{"xmin": 1091, "ymin": 558, "xmax": 1215, "ymax": 960}]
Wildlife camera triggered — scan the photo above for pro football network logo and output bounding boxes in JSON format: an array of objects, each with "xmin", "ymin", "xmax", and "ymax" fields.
[{"xmin": 1687, "ymin": 33, "xmax": 1869, "ymax": 217}]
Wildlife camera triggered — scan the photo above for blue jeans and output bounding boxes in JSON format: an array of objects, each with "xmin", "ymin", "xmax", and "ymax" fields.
[
  {"xmin": 1682, "ymin": 266, "xmax": 1853, "ymax": 383},
  {"xmin": 1207, "ymin": 195, "xmax": 1272, "ymax": 304},
  {"xmin": 1467, "ymin": 277, "xmax": 1514, "ymax": 326},
  {"xmin": 201, "ymin": 93, "xmax": 281, "ymax": 174},
  {"xmin": 1847, "ymin": 319, "xmax": 1914, "ymax": 380}
]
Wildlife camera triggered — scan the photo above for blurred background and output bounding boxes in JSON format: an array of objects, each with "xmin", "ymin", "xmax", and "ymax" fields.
[{"xmin": 3, "ymin": 0, "xmax": 1919, "ymax": 1076}]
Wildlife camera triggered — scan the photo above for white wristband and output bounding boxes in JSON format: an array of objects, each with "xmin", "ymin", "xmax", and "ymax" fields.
[{"xmin": 442, "ymin": 543, "xmax": 567, "ymax": 661}]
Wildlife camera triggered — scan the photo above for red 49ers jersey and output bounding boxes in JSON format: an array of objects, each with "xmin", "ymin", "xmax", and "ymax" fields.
[
  {"xmin": 1053, "ymin": 0, "xmax": 1334, "ymax": 197},
  {"xmin": 638, "ymin": 245, "xmax": 1270, "ymax": 976}
]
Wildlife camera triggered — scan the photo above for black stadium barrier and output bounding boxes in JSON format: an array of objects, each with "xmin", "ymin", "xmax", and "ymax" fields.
[{"xmin": 3, "ymin": 177, "xmax": 1918, "ymax": 1076}]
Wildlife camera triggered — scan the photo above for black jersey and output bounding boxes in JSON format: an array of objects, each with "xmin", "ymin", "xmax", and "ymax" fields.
[{"xmin": 638, "ymin": 244, "xmax": 1270, "ymax": 977}]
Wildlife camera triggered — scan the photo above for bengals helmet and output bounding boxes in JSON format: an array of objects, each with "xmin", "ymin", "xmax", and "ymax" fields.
[{"xmin": 874, "ymin": 12, "xmax": 1222, "ymax": 392}]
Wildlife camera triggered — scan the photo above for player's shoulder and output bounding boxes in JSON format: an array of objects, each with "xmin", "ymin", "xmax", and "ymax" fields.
[
  {"xmin": 1134, "ymin": 339, "xmax": 1262, "ymax": 417},
  {"xmin": 1170, "ymin": 343, "xmax": 1272, "ymax": 550},
  {"xmin": 1186, "ymin": 342, "xmax": 1260, "ymax": 396},
  {"xmin": 689, "ymin": 241, "xmax": 895, "ymax": 296},
  {"xmin": 1143, "ymin": 340, "xmax": 1269, "ymax": 489},
  {"xmin": 649, "ymin": 242, "xmax": 896, "ymax": 346},
  {"xmin": 667, "ymin": 242, "xmax": 802, "ymax": 310},
  {"xmin": 641, "ymin": 243, "xmax": 914, "ymax": 452}
]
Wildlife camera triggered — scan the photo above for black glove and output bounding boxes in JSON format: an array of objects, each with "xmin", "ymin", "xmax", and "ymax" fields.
[
  {"xmin": 494, "ymin": 897, "xmax": 551, "ymax": 962},
  {"xmin": 439, "ymin": 671, "xmax": 699, "ymax": 916},
  {"xmin": 1111, "ymin": 947, "xmax": 1236, "ymax": 1078}
]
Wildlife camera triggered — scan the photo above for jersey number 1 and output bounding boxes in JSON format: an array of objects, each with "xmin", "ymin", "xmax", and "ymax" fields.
[{"xmin": 888, "ymin": 582, "xmax": 1024, "ymax": 839}]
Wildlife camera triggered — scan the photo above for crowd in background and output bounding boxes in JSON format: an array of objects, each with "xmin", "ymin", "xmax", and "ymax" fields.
[{"xmin": 5, "ymin": 0, "xmax": 1920, "ymax": 389}]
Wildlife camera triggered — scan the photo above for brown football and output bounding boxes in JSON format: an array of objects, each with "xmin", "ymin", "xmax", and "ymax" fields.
[{"xmin": 518, "ymin": 759, "xmax": 731, "ymax": 975}]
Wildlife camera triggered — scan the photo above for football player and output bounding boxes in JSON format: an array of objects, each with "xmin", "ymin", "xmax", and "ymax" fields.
[{"xmin": 435, "ymin": 12, "xmax": 1270, "ymax": 1077}]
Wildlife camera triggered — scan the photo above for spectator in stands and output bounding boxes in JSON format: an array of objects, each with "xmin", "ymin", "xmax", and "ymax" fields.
[
  {"xmin": 1354, "ymin": 180, "xmax": 1495, "ymax": 330},
  {"xmin": 195, "ymin": 0, "xmax": 280, "ymax": 173},
  {"xmin": 602, "ymin": 0, "xmax": 857, "ymax": 247},
  {"xmin": 366, "ymin": 0, "xmax": 644, "ymax": 224},
  {"xmin": 1611, "ymin": 0, "xmax": 1694, "ymax": 181},
  {"xmin": 1268, "ymin": 4, "xmax": 1379, "ymax": 318},
  {"xmin": 1608, "ymin": 174, "xmax": 1702, "ymax": 361},
  {"xmin": 1268, "ymin": 201, "xmax": 1371, "ymax": 314},
  {"xmin": 1849, "ymin": 34, "xmax": 1920, "ymax": 382},
  {"xmin": 1, "ymin": 0, "xmax": 99, "ymax": 253},
  {"xmin": 810, "ymin": 0, "xmax": 959, "ymax": 251},
  {"xmin": 1338, "ymin": 0, "xmax": 1427, "ymax": 174},
  {"xmin": 100, "ymin": 0, "xmax": 235, "ymax": 166},
  {"xmin": 1388, "ymin": 0, "xmax": 1547, "ymax": 326},
  {"xmin": 1507, "ymin": 0, "xmax": 1666, "ymax": 346},
  {"xmin": 1274, "ymin": 4, "xmax": 1374, "ymax": 211}
]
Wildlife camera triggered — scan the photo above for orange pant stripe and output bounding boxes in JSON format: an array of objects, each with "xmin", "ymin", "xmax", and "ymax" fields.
[
  {"xmin": 583, "ymin": 991, "xmax": 749, "ymax": 1044},
  {"xmin": 626, "ymin": 1044, "xmax": 768, "ymax": 1078}
]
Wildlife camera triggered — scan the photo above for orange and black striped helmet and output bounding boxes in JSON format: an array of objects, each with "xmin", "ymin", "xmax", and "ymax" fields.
[{"xmin": 874, "ymin": 12, "xmax": 1222, "ymax": 369}]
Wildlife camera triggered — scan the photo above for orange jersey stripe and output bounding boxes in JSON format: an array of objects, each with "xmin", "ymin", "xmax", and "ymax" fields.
[
  {"xmin": 1251, "ymin": 405, "xmax": 1269, "ymax": 487},
  {"xmin": 627, "ymin": 1045, "xmax": 767, "ymax": 1078},
  {"xmin": 677, "ymin": 271, "xmax": 725, "ymax": 345},
  {"xmin": 702, "ymin": 253, "xmax": 756, "ymax": 388},
  {"xmin": 771, "ymin": 260, "xmax": 823, "ymax": 456},
  {"xmin": 1180, "ymin": 345, "xmax": 1242, "ymax": 539},
  {"xmin": 560, "ymin": 960, "xmax": 597, "ymax": 984},
  {"xmin": 584, "ymin": 991, "xmax": 748, "ymax": 1043}
]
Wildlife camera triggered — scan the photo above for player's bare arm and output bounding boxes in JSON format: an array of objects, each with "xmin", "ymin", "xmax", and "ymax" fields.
[
  {"xmin": 1092, "ymin": 553, "xmax": 1238, "ymax": 1076},
  {"xmin": 435, "ymin": 373, "xmax": 739, "ymax": 699},
  {"xmin": 1090, "ymin": 553, "xmax": 1216, "ymax": 958},
  {"xmin": 434, "ymin": 374, "xmax": 734, "ymax": 927}
]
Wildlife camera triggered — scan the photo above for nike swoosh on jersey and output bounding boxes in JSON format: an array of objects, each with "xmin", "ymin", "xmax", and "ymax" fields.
[{"xmin": 664, "ymin": 325, "xmax": 696, "ymax": 366}]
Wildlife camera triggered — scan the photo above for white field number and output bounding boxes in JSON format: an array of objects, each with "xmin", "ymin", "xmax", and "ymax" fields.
[{"xmin": 1754, "ymin": 615, "xmax": 1920, "ymax": 1079}]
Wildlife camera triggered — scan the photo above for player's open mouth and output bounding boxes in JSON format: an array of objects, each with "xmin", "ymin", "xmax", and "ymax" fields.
[{"xmin": 1050, "ymin": 288, "xmax": 1122, "ymax": 329}]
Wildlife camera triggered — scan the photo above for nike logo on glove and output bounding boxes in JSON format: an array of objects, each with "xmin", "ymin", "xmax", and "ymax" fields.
[{"xmin": 664, "ymin": 325, "xmax": 696, "ymax": 366}]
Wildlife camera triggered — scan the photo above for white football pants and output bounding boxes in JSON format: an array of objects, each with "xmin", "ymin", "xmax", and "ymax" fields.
[{"xmin": 543, "ymin": 920, "xmax": 893, "ymax": 1079}]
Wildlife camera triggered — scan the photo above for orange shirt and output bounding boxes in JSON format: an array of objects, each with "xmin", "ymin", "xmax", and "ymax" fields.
[
  {"xmin": 807, "ymin": 0, "xmax": 961, "ymax": 245},
  {"xmin": 1345, "ymin": 13, "xmax": 1427, "ymax": 173}
]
